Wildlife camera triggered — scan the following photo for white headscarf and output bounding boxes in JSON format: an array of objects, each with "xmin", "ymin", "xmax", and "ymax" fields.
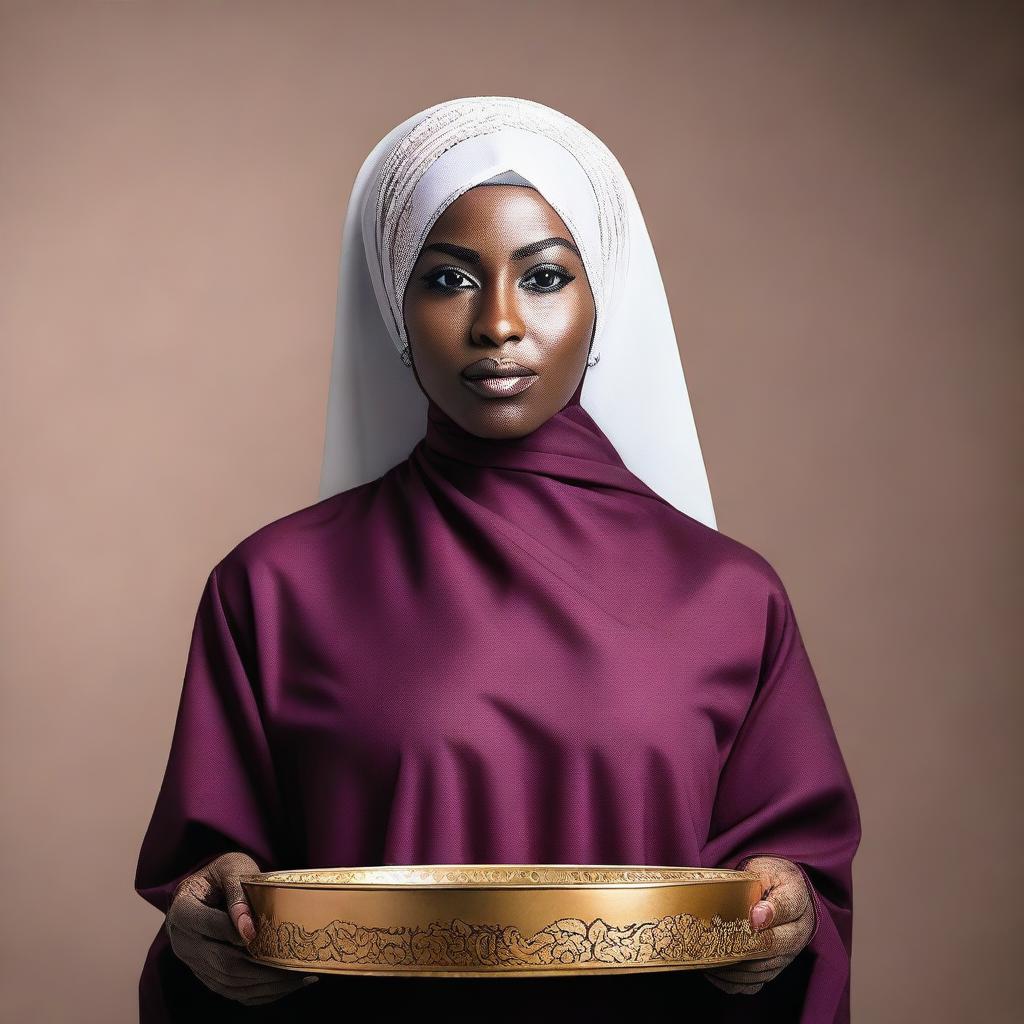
[{"xmin": 319, "ymin": 96, "xmax": 717, "ymax": 530}]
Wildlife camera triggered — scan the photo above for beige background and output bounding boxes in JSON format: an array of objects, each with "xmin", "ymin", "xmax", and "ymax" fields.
[{"xmin": 2, "ymin": 1, "xmax": 1020, "ymax": 1020}]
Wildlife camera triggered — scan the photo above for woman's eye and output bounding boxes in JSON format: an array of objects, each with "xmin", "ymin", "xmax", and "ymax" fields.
[
  {"xmin": 423, "ymin": 267, "xmax": 476, "ymax": 292},
  {"xmin": 522, "ymin": 266, "xmax": 574, "ymax": 292}
]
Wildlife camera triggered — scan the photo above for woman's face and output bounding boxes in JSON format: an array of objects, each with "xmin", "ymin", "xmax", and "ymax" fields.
[{"xmin": 402, "ymin": 184, "xmax": 597, "ymax": 439}]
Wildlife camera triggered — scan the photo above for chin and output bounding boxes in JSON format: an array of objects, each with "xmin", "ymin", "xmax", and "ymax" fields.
[{"xmin": 461, "ymin": 402, "xmax": 545, "ymax": 439}]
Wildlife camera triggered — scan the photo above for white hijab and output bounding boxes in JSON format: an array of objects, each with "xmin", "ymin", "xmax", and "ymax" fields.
[{"xmin": 319, "ymin": 96, "xmax": 717, "ymax": 530}]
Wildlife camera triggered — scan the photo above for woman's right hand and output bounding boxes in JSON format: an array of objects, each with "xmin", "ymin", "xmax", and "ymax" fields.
[{"xmin": 165, "ymin": 851, "xmax": 320, "ymax": 1006}]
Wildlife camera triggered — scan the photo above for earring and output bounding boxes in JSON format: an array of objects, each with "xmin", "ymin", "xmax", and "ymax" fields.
[
  {"xmin": 400, "ymin": 344, "xmax": 412, "ymax": 367},
  {"xmin": 586, "ymin": 352, "xmax": 600, "ymax": 367}
]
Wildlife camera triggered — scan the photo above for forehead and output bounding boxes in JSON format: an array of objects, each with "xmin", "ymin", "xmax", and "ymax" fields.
[{"xmin": 422, "ymin": 184, "xmax": 574, "ymax": 248}]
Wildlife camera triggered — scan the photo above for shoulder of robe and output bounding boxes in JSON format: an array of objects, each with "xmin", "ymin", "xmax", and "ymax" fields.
[
  {"xmin": 715, "ymin": 542, "xmax": 800, "ymax": 665},
  {"xmin": 684, "ymin": 516, "xmax": 793, "ymax": 612},
  {"xmin": 210, "ymin": 482, "xmax": 379, "ymax": 599}
]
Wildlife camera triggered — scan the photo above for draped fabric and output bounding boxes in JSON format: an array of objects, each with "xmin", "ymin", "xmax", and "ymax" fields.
[{"xmin": 135, "ymin": 382, "xmax": 861, "ymax": 1021}]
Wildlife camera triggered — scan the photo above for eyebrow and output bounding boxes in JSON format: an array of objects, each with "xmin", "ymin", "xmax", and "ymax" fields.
[{"xmin": 420, "ymin": 236, "xmax": 581, "ymax": 265}]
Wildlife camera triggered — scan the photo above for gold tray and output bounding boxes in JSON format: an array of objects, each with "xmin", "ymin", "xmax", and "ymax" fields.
[{"xmin": 241, "ymin": 864, "xmax": 774, "ymax": 978}]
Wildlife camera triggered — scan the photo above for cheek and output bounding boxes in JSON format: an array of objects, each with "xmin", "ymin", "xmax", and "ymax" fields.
[
  {"xmin": 523, "ymin": 292, "xmax": 595, "ymax": 343},
  {"xmin": 405, "ymin": 295, "xmax": 472, "ymax": 340}
]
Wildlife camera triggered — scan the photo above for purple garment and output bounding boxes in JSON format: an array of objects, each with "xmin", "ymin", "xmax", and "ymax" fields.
[{"xmin": 135, "ymin": 383, "xmax": 860, "ymax": 1022}]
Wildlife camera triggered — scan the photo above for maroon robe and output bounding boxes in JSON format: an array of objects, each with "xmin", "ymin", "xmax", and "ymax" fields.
[{"xmin": 135, "ymin": 384, "xmax": 860, "ymax": 1021}]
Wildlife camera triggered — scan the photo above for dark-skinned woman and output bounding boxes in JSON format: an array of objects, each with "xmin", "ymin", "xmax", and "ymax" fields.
[{"xmin": 135, "ymin": 96, "xmax": 860, "ymax": 1022}]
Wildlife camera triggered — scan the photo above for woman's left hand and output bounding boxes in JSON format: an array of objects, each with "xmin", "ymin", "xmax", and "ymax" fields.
[{"xmin": 703, "ymin": 855, "xmax": 816, "ymax": 995}]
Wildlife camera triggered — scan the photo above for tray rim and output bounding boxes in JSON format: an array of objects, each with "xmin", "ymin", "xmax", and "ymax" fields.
[{"xmin": 239, "ymin": 862, "xmax": 763, "ymax": 892}]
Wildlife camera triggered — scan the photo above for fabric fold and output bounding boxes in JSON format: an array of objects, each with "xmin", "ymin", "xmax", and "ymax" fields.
[{"xmin": 135, "ymin": 567, "xmax": 286, "ymax": 913}]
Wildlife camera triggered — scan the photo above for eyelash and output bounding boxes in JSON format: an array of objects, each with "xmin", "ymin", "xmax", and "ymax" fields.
[{"xmin": 421, "ymin": 264, "xmax": 575, "ymax": 294}]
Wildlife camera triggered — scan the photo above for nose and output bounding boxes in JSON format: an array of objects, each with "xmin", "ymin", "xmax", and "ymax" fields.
[{"xmin": 470, "ymin": 277, "xmax": 524, "ymax": 348}]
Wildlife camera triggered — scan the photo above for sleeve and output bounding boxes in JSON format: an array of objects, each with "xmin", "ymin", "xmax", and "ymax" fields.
[
  {"xmin": 134, "ymin": 563, "xmax": 287, "ymax": 916},
  {"xmin": 701, "ymin": 575, "xmax": 862, "ymax": 1024}
]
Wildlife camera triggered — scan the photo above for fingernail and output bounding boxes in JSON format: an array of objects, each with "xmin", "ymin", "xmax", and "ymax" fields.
[
  {"xmin": 751, "ymin": 901, "xmax": 773, "ymax": 930},
  {"xmin": 239, "ymin": 912, "xmax": 256, "ymax": 941},
  {"xmin": 303, "ymin": 976, "xmax": 319, "ymax": 985}
]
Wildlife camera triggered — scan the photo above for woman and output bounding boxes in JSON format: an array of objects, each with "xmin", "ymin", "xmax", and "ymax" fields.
[{"xmin": 135, "ymin": 96, "xmax": 861, "ymax": 1022}]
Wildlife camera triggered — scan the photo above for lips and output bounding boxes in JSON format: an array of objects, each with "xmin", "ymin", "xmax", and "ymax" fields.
[
  {"xmin": 460, "ymin": 358, "xmax": 539, "ymax": 398},
  {"xmin": 461, "ymin": 358, "xmax": 537, "ymax": 380}
]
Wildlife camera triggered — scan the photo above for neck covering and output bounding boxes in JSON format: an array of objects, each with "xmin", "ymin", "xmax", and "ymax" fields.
[{"xmin": 319, "ymin": 96, "xmax": 717, "ymax": 530}]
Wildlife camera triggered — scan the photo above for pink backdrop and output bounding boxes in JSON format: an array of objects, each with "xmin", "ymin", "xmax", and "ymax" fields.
[{"xmin": 2, "ymin": 2, "xmax": 1020, "ymax": 1020}]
